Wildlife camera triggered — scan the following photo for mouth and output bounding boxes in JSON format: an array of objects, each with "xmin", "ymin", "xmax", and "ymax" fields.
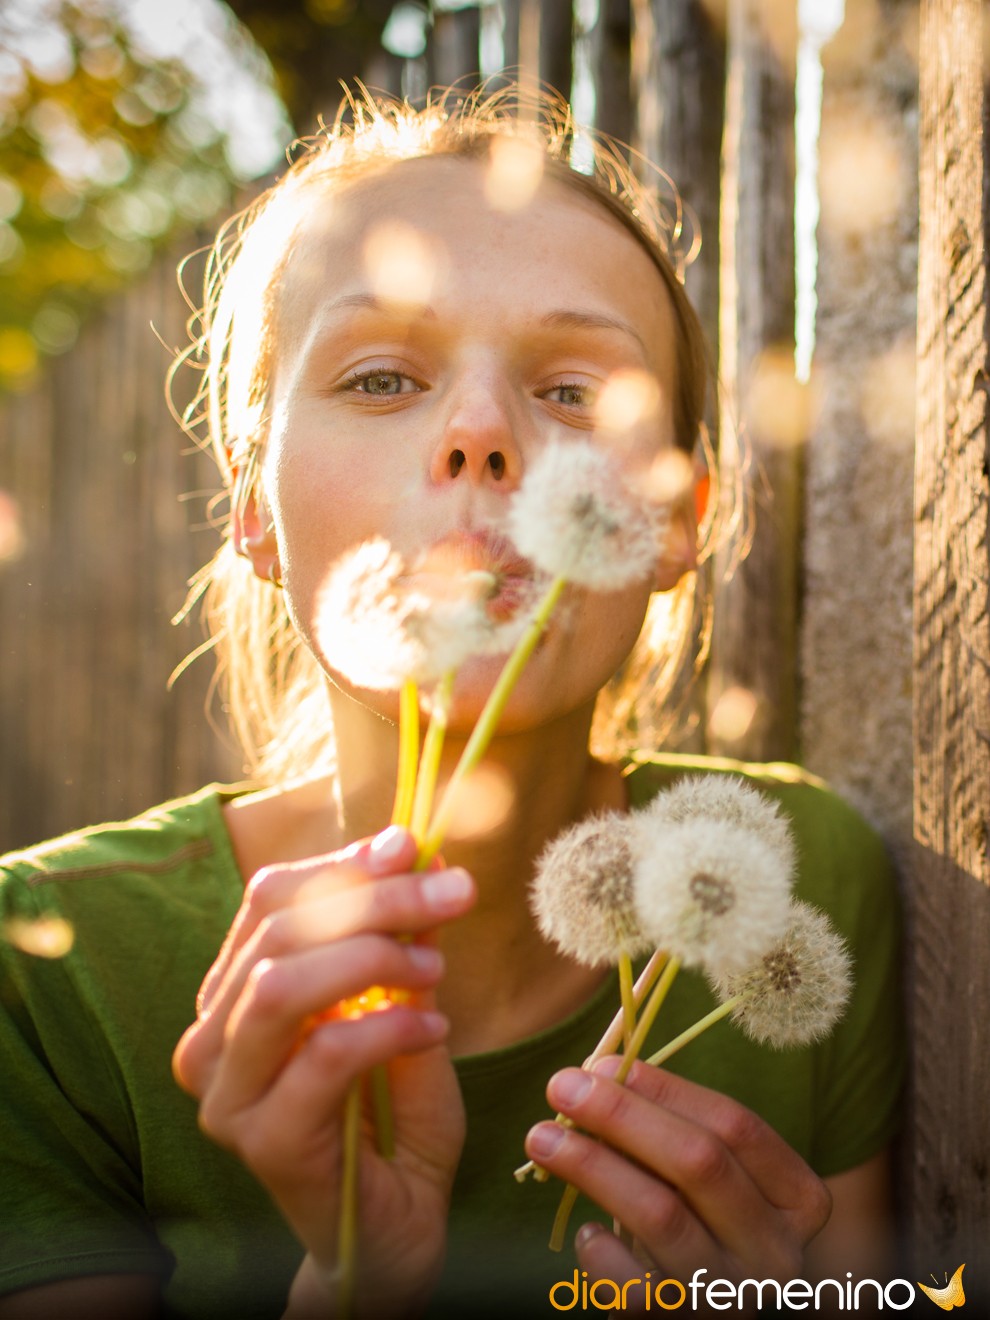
[{"xmin": 404, "ymin": 529, "xmax": 537, "ymax": 622}]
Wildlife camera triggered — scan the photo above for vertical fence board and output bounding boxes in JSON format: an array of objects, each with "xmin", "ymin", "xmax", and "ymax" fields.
[
  {"xmin": 0, "ymin": 242, "xmax": 240, "ymax": 853},
  {"xmin": 589, "ymin": 0, "xmax": 633, "ymax": 144},
  {"xmin": 909, "ymin": 0, "xmax": 990, "ymax": 1282},
  {"xmin": 630, "ymin": 0, "xmax": 725, "ymax": 364},
  {"xmin": 707, "ymin": 0, "xmax": 799, "ymax": 763},
  {"xmin": 429, "ymin": 7, "xmax": 482, "ymax": 88}
]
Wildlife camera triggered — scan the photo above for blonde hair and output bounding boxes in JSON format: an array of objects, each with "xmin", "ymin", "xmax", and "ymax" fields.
[{"xmin": 170, "ymin": 82, "xmax": 722, "ymax": 782}]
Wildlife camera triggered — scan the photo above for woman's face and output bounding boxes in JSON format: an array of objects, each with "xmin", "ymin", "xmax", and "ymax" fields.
[{"xmin": 252, "ymin": 154, "xmax": 691, "ymax": 731}]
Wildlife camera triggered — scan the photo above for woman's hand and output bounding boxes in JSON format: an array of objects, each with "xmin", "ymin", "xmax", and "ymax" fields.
[
  {"xmin": 172, "ymin": 826, "xmax": 475, "ymax": 1318},
  {"xmin": 524, "ymin": 1058, "xmax": 832, "ymax": 1312}
]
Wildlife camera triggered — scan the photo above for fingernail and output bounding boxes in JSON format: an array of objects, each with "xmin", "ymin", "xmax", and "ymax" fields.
[
  {"xmin": 420, "ymin": 1010, "xmax": 448, "ymax": 1037},
  {"xmin": 549, "ymin": 1068, "xmax": 593, "ymax": 1108},
  {"xmin": 421, "ymin": 868, "xmax": 473, "ymax": 909},
  {"xmin": 407, "ymin": 944, "xmax": 444, "ymax": 975},
  {"xmin": 576, "ymin": 1222, "xmax": 604, "ymax": 1250},
  {"xmin": 528, "ymin": 1122, "xmax": 565, "ymax": 1159},
  {"xmin": 369, "ymin": 826, "xmax": 408, "ymax": 867}
]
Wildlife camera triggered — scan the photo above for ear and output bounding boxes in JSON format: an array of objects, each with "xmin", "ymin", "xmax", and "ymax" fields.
[
  {"xmin": 654, "ymin": 489, "xmax": 699, "ymax": 593},
  {"xmin": 230, "ymin": 478, "xmax": 280, "ymax": 584}
]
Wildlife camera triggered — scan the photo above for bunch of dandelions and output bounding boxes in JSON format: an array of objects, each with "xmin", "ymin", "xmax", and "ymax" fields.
[
  {"xmin": 517, "ymin": 775, "xmax": 852, "ymax": 1253},
  {"xmin": 416, "ymin": 438, "xmax": 669, "ymax": 866},
  {"xmin": 313, "ymin": 442, "xmax": 667, "ymax": 1316}
]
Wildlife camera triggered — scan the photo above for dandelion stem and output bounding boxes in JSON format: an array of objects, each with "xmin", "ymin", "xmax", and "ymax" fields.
[
  {"xmin": 410, "ymin": 670, "xmax": 454, "ymax": 841},
  {"xmin": 369, "ymin": 1063, "xmax": 394, "ymax": 1159},
  {"xmin": 418, "ymin": 575, "xmax": 567, "ymax": 867},
  {"xmin": 614, "ymin": 955, "xmax": 681, "ymax": 1084},
  {"xmin": 391, "ymin": 679, "xmax": 420, "ymax": 829},
  {"xmin": 546, "ymin": 956, "xmax": 682, "ymax": 1251},
  {"xmin": 514, "ymin": 951, "xmax": 669, "ymax": 1184},
  {"xmin": 549, "ymin": 1183, "xmax": 580, "ymax": 1253},
  {"xmin": 337, "ymin": 1077, "xmax": 362, "ymax": 1319},
  {"xmin": 644, "ymin": 994, "xmax": 747, "ymax": 1070},
  {"xmin": 618, "ymin": 950, "xmax": 636, "ymax": 1050}
]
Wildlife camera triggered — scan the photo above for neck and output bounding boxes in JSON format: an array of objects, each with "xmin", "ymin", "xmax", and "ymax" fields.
[{"xmin": 327, "ymin": 684, "xmax": 628, "ymax": 1053}]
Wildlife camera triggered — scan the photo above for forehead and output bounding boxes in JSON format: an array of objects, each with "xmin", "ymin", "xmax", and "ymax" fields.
[{"xmin": 276, "ymin": 154, "xmax": 676, "ymax": 380}]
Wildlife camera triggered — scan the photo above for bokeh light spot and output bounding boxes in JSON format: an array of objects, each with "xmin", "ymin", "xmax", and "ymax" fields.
[
  {"xmin": 708, "ymin": 685, "xmax": 760, "ymax": 745},
  {"xmin": 363, "ymin": 221, "xmax": 440, "ymax": 315},
  {"xmin": 484, "ymin": 135, "xmax": 545, "ymax": 214}
]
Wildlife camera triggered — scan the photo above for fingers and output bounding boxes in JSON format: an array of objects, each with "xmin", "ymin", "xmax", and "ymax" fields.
[
  {"xmin": 176, "ymin": 936, "xmax": 446, "ymax": 1099},
  {"xmin": 526, "ymin": 1061, "xmax": 828, "ymax": 1280},
  {"xmin": 198, "ymin": 1005, "xmax": 450, "ymax": 1167},
  {"xmin": 525, "ymin": 1106, "xmax": 721, "ymax": 1277},
  {"xmin": 197, "ymin": 826, "xmax": 421, "ymax": 1015},
  {"xmin": 592, "ymin": 1058, "xmax": 831, "ymax": 1240},
  {"xmin": 194, "ymin": 863, "xmax": 474, "ymax": 1050}
]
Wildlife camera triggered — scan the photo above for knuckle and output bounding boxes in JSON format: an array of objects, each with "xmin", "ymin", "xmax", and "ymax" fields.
[
  {"xmin": 596, "ymin": 1078, "xmax": 635, "ymax": 1130},
  {"xmin": 678, "ymin": 1131, "xmax": 730, "ymax": 1187},
  {"xmin": 715, "ymin": 1099, "xmax": 764, "ymax": 1152},
  {"xmin": 244, "ymin": 957, "xmax": 290, "ymax": 1015},
  {"xmin": 245, "ymin": 866, "xmax": 284, "ymax": 917},
  {"xmin": 254, "ymin": 913, "xmax": 294, "ymax": 961},
  {"xmin": 639, "ymin": 1187, "xmax": 687, "ymax": 1245}
]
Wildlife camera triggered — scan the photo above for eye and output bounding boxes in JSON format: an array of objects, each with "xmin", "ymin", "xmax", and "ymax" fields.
[
  {"xmin": 542, "ymin": 381, "xmax": 596, "ymax": 409},
  {"xmin": 343, "ymin": 368, "xmax": 420, "ymax": 397}
]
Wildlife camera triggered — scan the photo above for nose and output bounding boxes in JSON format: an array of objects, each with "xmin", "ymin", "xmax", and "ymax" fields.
[{"xmin": 428, "ymin": 370, "xmax": 522, "ymax": 488}]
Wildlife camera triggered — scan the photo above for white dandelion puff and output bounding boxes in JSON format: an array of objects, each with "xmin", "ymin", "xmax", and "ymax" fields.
[
  {"xmin": 505, "ymin": 440, "xmax": 666, "ymax": 591},
  {"xmin": 631, "ymin": 817, "xmax": 794, "ymax": 977},
  {"xmin": 712, "ymin": 901, "xmax": 853, "ymax": 1047},
  {"xmin": 530, "ymin": 812, "xmax": 652, "ymax": 968},
  {"xmin": 314, "ymin": 537, "xmax": 532, "ymax": 691},
  {"xmin": 639, "ymin": 775, "xmax": 797, "ymax": 875}
]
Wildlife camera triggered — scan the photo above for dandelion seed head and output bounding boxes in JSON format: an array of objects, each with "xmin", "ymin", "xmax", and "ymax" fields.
[
  {"xmin": 641, "ymin": 774, "xmax": 796, "ymax": 874},
  {"xmin": 632, "ymin": 817, "xmax": 793, "ymax": 976},
  {"xmin": 506, "ymin": 440, "xmax": 665, "ymax": 591},
  {"xmin": 713, "ymin": 901, "xmax": 853, "ymax": 1048},
  {"xmin": 314, "ymin": 537, "xmax": 527, "ymax": 690},
  {"xmin": 530, "ymin": 811, "xmax": 650, "ymax": 967}
]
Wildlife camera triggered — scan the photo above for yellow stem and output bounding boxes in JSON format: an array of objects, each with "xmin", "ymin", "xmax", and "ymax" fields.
[
  {"xmin": 513, "ymin": 951, "xmax": 669, "ymax": 1184},
  {"xmin": 549, "ymin": 1183, "xmax": 580, "ymax": 1252},
  {"xmin": 369, "ymin": 1063, "xmax": 394, "ymax": 1159},
  {"xmin": 390, "ymin": 679, "xmax": 420, "ymax": 829},
  {"xmin": 417, "ymin": 575, "xmax": 567, "ymax": 868},
  {"xmin": 546, "ymin": 956, "xmax": 681, "ymax": 1253},
  {"xmin": 618, "ymin": 949, "xmax": 636, "ymax": 1050},
  {"xmin": 614, "ymin": 955, "xmax": 681, "ymax": 1085},
  {"xmin": 644, "ymin": 994, "xmax": 746, "ymax": 1070},
  {"xmin": 337, "ymin": 1078, "xmax": 362, "ymax": 1319},
  {"xmin": 410, "ymin": 670, "xmax": 454, "ymax": 841}
]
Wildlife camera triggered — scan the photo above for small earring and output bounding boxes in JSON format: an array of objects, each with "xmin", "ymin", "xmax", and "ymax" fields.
[{"xmin": 268, "ymin": 559, "xmax": 283, "ymax": 589}]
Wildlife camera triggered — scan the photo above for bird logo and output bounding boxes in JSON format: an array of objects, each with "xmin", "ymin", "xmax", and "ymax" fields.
[{"xmin": 917, "ymin": 1264, "xmax": 966, "ymax": 1310}]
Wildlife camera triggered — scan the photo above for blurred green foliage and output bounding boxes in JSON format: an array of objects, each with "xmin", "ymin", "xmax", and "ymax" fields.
[{"xmin": 0, "ymin": 3, "xmax": 246, "ymax": 391}]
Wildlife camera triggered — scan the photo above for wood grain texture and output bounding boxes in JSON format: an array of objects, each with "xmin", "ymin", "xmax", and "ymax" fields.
[
  {"xmin": 630, "ymin": 0, "xmax": 725, "ymax": 359},
  {"xmin": 908, "ymin": 0, "xmax": 990, "ymax": 1277},
  {"xmin": 707, "ymin": 0, "xmax": 799, "ymax": 763},
  {"xmin": 0, "ymin": 247, "xmax": 240, "ymax": 852}
]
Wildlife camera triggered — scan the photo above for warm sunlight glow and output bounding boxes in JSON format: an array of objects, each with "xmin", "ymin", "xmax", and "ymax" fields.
[{"xmin": 484, "ymin": 135, "xmax": 545, "ymax": 213}]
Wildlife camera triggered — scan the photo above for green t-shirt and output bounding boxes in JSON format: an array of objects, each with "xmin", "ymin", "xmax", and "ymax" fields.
[{"xmin": 0, "ymin": 755, "xmax": 904, "ymax": 1319}]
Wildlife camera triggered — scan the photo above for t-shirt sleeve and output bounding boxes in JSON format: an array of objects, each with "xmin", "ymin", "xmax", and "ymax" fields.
[
  {"xmin": 0, "ymin": 865, "xmax": 172, "ymax": 1296},
  {"xmin": 786, "ymin": 783, "xmax": 906, "ymax": 1178}
]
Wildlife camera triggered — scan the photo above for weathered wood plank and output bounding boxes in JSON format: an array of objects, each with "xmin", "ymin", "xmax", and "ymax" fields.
[
  {"xmin": 0, "ymin": 243, "xmax": 239, "ymax": 852},
  {"xmin": 909, "ymin": 0, "xmax": 990, "ymax": 1281},
  {"xmin": 707, "ymin": 0, "xmax": 799, "ymax": 763}
]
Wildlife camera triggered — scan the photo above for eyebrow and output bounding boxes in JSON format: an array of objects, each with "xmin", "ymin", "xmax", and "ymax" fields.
[
  {"xmin": 308, "ymin": 295, "xmax": 647, "ymax": 356},
  {"xmin": 539, "ymin": 309, "xmax": 649, "ymax": 356}
]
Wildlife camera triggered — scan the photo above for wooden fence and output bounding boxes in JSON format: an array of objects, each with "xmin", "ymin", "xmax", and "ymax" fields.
[{"xmin": 1, "ymin": 0, "xmax": 988, "ymax": 1286}]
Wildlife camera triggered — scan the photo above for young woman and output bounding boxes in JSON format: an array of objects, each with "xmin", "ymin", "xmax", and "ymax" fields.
[{"xmin": 0, "ymin": 88, "xmax": 902, "ymax": 1318}]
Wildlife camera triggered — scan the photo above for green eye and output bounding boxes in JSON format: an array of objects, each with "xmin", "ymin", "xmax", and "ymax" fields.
[
  {"xmin": 356, "ymin": 371, "xmax": 407, "ymax": 395},
  {"xmin": 546, "ymin": 383, "xmax": 592, "ymax": 407}
]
